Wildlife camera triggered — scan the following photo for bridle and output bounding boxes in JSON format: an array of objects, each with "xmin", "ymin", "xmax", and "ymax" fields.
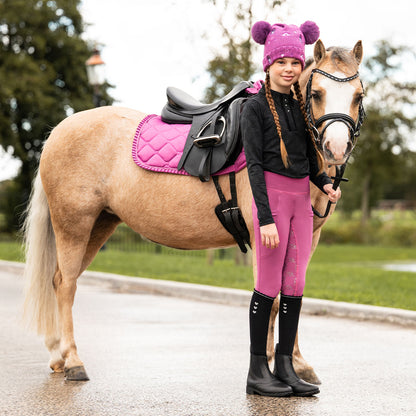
[
  {"xmin": 305, "ymin": 68, "xmax": 366, "ymax": 218},
  {"xmin": 305, "ymin": 68, "xmax": 365, "ymax": 151}
]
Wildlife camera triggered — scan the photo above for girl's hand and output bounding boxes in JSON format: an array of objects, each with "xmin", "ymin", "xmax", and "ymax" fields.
[
  {"xmin": 323, "ymin": 184, "xmax": 342, "ymax": 203},
  {"xmin": 260, "ymin": 223, "xmax": 280, "ymax": 249}
]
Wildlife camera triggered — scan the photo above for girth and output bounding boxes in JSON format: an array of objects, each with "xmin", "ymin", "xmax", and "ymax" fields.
[
  {"xmin": 213, "ymin": 172, "xmax": 251, "ymax": 253},
  {"xmin": 161, "ymin": 81, "xmax": 254, "ymax": 182}
]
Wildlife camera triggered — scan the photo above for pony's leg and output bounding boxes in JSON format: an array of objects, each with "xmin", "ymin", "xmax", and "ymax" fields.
[
  {"xmin": 45, "ymin": 331, "xmax": 65, "ymax": 372},
  {"xmin": 292, "ymin": 332, "xmax": 321, "ymax": 384},
  {"xmin": 45, "ymin": 271, "xmax": 65, "ymax": 373},
  {"xmin": 80, "ymin": 211, "xmax": 121, "ymax": 271},
  {"xmin": 51, "ymin": 214, "xmax": 99, "ymax": 381},
  {"xmin": 267, "ymin": 298, "xmax": 321, "ymax": 384},
  {"xmin": 267, "ymin": 298, "xmax": 279, "ymax": 362},
  {"xmin": 44, "ymin": 212, "xmax": 120, "ymax": 374},
  {"xmin": 54, "ymin": 254, "xmax": 89, "ymax": 379}
]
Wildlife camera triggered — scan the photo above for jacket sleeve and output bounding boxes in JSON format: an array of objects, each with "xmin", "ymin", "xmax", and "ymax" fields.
[
  {"xmin": 307, "ymin": 136, "xmax": 333, "ymax": 192},
  {"xmin": 241, "ymin": 100, "xmax": 275, "ymax": 226}
]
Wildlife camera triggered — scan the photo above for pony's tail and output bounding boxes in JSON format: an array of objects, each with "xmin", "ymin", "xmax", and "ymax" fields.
[{"xmin": 22, "ymin": 171, "xmax": 59, "ymax": 339}]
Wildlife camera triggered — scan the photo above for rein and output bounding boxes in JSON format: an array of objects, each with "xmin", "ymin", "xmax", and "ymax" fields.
[
  {"xmin": 305, "ymin": 68, "xmax": 365, "ymax": 218},
  {"xmin": 312, "ymin": 163, "xmax": 349, "ymax": 219}
]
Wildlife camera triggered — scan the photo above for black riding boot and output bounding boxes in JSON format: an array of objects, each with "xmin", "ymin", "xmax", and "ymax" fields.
[
  {"xmin": 246, "ymin": 290, "xmax": 292, "ymax": 397},
  {"xmin": 273, "ymin": 294, "xmax": 320, "ymax": 397},
  {"xmin": 247, "ymin": 353, "xmax": 292, "ymax": 397}
]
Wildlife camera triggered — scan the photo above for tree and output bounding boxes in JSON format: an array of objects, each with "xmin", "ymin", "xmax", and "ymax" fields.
[
  {"xmin": 0, "ymin": 0, "xmax": 114, "ymax": 231},
  {"xmin": 341, "ymin": 41, "xmax": 416, "ymax": 224},
  {"xmin": 203, "ymin": 0, "xmax": 285, "ymax": 102}
]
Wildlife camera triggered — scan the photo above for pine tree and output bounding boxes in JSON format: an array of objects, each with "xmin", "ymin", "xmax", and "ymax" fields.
[{"xmin": 0, "ymin": 0, "xmax": 114, "ymax": 231}]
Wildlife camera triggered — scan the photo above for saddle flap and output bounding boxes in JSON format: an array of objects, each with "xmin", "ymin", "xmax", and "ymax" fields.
[{"xmin": 177, "ymin": 96, "xmax": 247, "ymax": 180}]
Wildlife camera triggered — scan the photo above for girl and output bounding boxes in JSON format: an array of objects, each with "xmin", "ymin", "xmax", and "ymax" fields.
[{"xmin": 242, "ymin": 20, "xmax": 341, "ymax": 397}]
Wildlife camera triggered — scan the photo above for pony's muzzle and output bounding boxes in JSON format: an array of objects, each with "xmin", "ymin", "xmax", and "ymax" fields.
[{"xmin": 323, "ymin": 138, "xmax": 352, "ymax": 165}]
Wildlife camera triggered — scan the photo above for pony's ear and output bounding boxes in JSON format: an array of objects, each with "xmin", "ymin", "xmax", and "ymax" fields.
[
  {"xmin": 314, "ymin": 39, "xmax": 326, "ymax": 63},
  {"xmin": 351, "ymin": 41, "xmax": 363, "ymax": 65}
]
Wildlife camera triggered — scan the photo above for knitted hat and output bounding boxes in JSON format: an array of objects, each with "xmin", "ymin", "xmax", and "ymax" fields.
[{"xmin": 252, "ymin": 21, "xmax": 320, "ymax": 71}]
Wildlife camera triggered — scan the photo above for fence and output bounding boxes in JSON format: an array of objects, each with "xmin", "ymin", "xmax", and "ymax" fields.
[{"xmin": 105, "ymin": 224, "xmax": 252, "ymax": 265}]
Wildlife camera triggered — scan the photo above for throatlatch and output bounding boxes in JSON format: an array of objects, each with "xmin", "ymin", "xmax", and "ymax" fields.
[{"xmin": 212, "ymin": 172, "xmax": 251, "ymax": 253}]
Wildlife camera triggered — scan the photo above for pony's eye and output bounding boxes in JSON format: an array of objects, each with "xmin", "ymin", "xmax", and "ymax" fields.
[
  {"xmin": 354, "ymin": 93, "xmax": 364, "ymax": 105},
  {"xmin": 311, "ymin": 90, "xmax": 321, "ymax": 101}
]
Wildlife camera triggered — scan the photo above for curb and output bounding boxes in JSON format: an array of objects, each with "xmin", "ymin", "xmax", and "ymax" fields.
[{"xmin": 2, "ymin": 260, "xmax": 416, "ymax": 328}]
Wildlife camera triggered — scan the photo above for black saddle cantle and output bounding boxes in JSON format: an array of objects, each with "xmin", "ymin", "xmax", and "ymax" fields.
[
  {"xmin": 161, "ymin": 81, "xmax": 254, "ymax": 182},
  {"xmin": 162, "ymin": 81, "xmax": 253, "ymax": 123}
]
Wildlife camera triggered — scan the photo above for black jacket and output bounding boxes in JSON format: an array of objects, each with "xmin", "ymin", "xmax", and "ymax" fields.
[{"xmin": 241, "ymin": 85, "xmax": 332, "ymax": 226}]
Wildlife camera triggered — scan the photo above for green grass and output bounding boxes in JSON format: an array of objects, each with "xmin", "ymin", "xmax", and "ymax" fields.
[
  {"xmin": 0, "ymin": 240, "xmax": 24, "ymax": 262},
  {"xmin": 0, "ymin": 240, "xmax": 415, "ymax": 310},
  {"xmin": 306, "ymin": 245, "xmax": 416, "ymax": 310},
  {"xmin": 90, "ymin": 248, "xmax": 254, "ymax": 289}
]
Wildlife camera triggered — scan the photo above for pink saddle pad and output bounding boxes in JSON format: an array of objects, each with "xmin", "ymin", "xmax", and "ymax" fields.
[{"xmin": 132, "ymin": 114, "xmax": 246, "ymax": 176}]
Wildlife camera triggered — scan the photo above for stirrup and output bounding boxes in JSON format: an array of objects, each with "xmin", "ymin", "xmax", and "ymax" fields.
[{"xmin": 192, "ymin": 116, "xmax": 226, "ymax": 148}]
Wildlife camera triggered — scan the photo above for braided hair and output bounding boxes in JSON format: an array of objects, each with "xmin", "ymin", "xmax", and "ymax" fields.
[
  {"xmin": 264, "ymin": 71, "xmax": 290, "ymax": 168},
  {"xmin": 293, "ymin": 80, "xmax": 325, "ymax": 174},
  {"xmin": 264, "ymin": 71, "xmax": 325, "ymax": 174}
]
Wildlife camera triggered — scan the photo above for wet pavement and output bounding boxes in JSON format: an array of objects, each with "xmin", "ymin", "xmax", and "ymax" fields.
[{"xmin": 1, "ymin": 265, "xmax": 415, "ymax": 416}]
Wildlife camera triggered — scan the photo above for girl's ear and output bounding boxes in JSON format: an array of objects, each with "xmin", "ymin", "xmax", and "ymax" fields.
[{"xmin": 314, "ymin": 40, "xmax": 326, "ymax": 63}]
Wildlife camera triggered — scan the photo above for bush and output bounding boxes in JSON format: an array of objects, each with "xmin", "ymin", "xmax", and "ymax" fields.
[
  {"xmin": 0, "ymin": 179, "xmax": 27, "ymax": 233},
  {"xmin": 320, "ymin": 210, "xmax": 416, "ymax": 246},
  {"xmin": 376, "ymin": 224, "xmax": 416, "ymax": 246}
]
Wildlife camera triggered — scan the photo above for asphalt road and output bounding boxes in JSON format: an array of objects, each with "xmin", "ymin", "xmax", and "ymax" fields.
[{"xmin": 1, "ymin": 266, "xmax": 415, "ymax": 416}]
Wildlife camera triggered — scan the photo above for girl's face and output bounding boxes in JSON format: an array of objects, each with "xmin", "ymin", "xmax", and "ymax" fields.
[{"xmin": 268, "ymin": 58, "xmax": 302, "ymax": 94}]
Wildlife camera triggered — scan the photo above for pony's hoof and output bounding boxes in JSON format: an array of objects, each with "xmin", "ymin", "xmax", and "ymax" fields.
[
  {"xmin": 297, "ymin": 367, "xmax": 321, "ymax": 385},
  {"xmin": 64, "ymin": 366, "xmax": 89, "ymax": 381}
]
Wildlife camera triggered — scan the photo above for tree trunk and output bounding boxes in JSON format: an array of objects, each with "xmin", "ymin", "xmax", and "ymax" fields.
[{"xmin": 360, "ymin": 172, "xmax": 371, "ymax": 229}]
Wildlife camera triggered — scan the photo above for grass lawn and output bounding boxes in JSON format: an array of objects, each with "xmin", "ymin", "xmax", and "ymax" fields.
[
  {"xmin": 306, "ymin": 245, "xmax": 416, "ymax": 310},
  {"xmin": 0, "ymin": 241, "xmax": 415, "ymax": 310}
]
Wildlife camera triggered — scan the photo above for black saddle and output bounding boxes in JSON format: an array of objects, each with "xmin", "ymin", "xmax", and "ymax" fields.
[{"xmin": 161, "ymin": 81, "xmax": 254, "ymax": 182}]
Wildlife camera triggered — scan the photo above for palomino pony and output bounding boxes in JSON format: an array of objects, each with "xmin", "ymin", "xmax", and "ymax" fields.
[{"xmin": 23, "ymin": 40, "xmax": 364, "ymax": 382}]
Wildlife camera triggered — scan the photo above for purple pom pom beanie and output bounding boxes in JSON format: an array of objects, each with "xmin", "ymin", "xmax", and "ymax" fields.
[{"xmin": 251, "ymin": 20, "xmax": 320, "ymax": 71}]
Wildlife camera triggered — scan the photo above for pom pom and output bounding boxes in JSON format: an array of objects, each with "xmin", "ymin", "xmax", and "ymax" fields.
[
  {"xmin": 300, "ymin": 21, "xmax": 320, "ymax": 44},
  {"xmin": 251, "ymin": 21, "xmax": 272, "ymax": 45}
]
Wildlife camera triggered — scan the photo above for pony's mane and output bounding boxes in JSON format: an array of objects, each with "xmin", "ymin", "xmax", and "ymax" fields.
[
  {"xmin": 327, "ymin": 46, "xmax": 356, "ymax": 67},
  {"xmin": 304, "ymin": 57, "xmax": 314, "ymax": 69},
  {"xmin": 304, "ymin": 46, "xmax": 357, "ymax": 70}
]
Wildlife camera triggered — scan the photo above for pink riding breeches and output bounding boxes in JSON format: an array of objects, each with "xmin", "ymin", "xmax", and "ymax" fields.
[{"xmin": 253, "ymin": 172, "xmax": 314, "ymax": 298}]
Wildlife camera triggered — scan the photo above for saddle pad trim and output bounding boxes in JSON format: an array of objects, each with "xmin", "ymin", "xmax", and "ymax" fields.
[{"xmin": 132, "ymin": 114, "xmax": 247, "ymax": 176}]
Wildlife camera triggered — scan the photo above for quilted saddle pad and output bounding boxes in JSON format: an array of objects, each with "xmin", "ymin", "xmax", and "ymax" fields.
[{"xmin": 132, "ymin": 114, "xmax": 246, "ymax": 176}]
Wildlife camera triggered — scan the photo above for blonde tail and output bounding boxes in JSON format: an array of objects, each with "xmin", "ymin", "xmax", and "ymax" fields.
[{"xmin": 22, "ymin": 171, "xmax": 59, "ymax": 339}]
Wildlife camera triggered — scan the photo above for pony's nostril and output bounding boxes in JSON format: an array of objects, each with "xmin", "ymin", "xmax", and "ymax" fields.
[{"xmin": 324, "ymin": 141, "xmax": 332, "ymax": 155}]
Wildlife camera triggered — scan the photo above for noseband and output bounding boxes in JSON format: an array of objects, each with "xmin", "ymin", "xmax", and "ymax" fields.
[{"xmin": 305, "ymin": 68, "xmax": 365, "ymax": 150}]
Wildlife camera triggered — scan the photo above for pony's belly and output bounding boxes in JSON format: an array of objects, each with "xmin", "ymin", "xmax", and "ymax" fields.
[{"xmin": 110, "ymin": 169, "xmax": 236, "ymax": 250}]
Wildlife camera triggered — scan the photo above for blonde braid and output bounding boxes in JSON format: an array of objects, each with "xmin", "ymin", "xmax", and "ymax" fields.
[
  {"xmin": 265, "ymin": 71, "xmax": 290, "ymax": 168},
  {"xmin": 293, "ymin": 81, "xmax": 325, "ymax": 174}
]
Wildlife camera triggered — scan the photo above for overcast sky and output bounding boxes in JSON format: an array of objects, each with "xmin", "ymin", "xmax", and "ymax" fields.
[
  {"xmin": 1, "ymin": 0, "xmax": 414, "ymax": 180},
  {"xmin": 80, "ymin": 0, "xmax": 415, "ymax": 112}
]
